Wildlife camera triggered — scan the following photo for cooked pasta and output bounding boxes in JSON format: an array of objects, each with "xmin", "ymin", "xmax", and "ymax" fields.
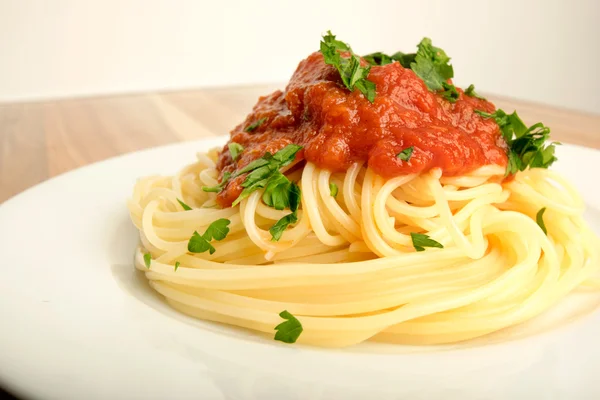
[{"xmin": 127, "ymin": 32, "xmax": 600, "ymax": 347}]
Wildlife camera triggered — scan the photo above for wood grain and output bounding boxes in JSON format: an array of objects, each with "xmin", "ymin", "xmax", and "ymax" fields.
[{"xmin": 1, "ymin": 85, "xmax": 599, "ymax": 203}]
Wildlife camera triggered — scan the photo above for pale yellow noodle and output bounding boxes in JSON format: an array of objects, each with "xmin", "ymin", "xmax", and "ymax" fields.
[{"xmin": 127, "ymin": 151, "xmax": 600, "ymax": 347}]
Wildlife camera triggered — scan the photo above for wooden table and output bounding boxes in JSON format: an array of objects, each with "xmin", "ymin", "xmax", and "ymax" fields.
[{"xmin": 1, "ymin": 84, "xmax": 599, "ymax": 203}]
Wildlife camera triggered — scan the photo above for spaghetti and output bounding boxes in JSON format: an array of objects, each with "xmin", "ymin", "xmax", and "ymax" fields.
[
  {"xmin": 128, "ymin": 154, "xmax": 599, "ymax": 347},
  {"xmin": 127, "ymin": 33, "xmax": 600, "ymax": 347}
]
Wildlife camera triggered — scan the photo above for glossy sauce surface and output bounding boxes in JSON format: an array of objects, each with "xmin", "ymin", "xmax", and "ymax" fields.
[{"xmin": 216, "ymin": 52, "xmax": 507, "ymax": 206}]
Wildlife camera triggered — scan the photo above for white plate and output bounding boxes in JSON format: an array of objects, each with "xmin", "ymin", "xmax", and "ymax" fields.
[{"xmin": 1, "ymin": 138, "xmax": 600, "ymax": 400}]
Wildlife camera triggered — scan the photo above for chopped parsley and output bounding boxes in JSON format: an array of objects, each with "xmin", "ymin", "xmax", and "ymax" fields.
[
  {"xmin": 410, "ymin": 233, "xmax": 444, "ymax": 252},
  {"xmin": 231, "ymin": 144, "xmax": 302, "ymax": 206},
  {"xmin": 410, "ymin": 38, "xmax": 458, "ymax": 103},
  {"xmin": 536, "ymin": 207, "xmax": 548, "ymax": 235},
  {"xmin": 274, "ymin": 310, "xmax": 303, "ymax": 344},
  {"xmin": 228, "ymin": 142, "xmax": 244, "ymax": 161},
  {"xmin": 174, "ymin": 261, "xmax": 180, "ymax": 271},
  {"xmin": 245, "ymin": 118, "xmax": 266, "ymax": 132},
  {"xmin": 362, "ymin": 51, "xmax": 392, "ymax": 66},
  {"xmin": 440, "ymin": 82, "xmax": 459, "ymax": 102},
  {"xmin": 329, "ymin": 183, "xmax": 339, "ymax": 198},
  {"xmin": 363, "ymin": 38, "xmax": 458, "ymax": 102},
  {"xmin": 363, "ymin": 51, "xmax": 415, "ymax": 68},
  {"xmin": 143, "ymin": 253, "xmax": 152, "ymax": 268},
  {"xmin": 475, "ymin": 109, "xmax": 558, "ymax": 175},
  {"xmin": 268, "ymin": 178, "xmax": 301, "ymax": 241},
  {"xmin": 397, "ymin": 146, "xmax": 414, "ymax": 161},
  {"xmin": 187, "ymin": 218, "xmax": 231, "ymax": 255},
  {"xmin": 262, "ymin": 173, "xmax": 301, "ymax": 211},
  {"xmin": 177, "ymin": 198, "xmax": 192, "ymax": 211},
  {"xmin": 320, "ymin": 31, "xmax": 376, "ymax": 103},
  {"xmin": 202, "ymin": 171, "xmax": 231, "ymax": 193},
  {"xmin": 269, "ymin": 212, "xmax": 299, "ymax": 242},
  {"xmin": 465, "ymin": 84, "xmax": 486, "ymax": 100},
  {"xmin": 227, "ymin": 144, "xmax": 303, "ymax": 241}
]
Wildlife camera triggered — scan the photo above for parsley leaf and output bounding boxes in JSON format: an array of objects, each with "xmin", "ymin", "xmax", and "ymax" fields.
[
  {"xmin": 288, "ymin": 182, "xmax": 301, "ymax": 213},
  {"xmin": 329, "ymin": 183, "xmax": 338, "ymax": 198},
  {"xmin": 475, "ymin": 109, "xmax": 526, "ymax": 142},
  {"xmin": 475, "ymin": 109, "xmax": 557, "ymax": 175},
  {"xmin": 234, "ymin": 167, "xmax": 274, "ymax": 206},
  {"xmin": 143, "ymin": 253, "xmax": 152, "ymax": 268},
  {"xmin": 270, "ymin": 212, "xmax": 299, "ymax": 241},
  {"xmin": 272, "ymin": 144, "xmax": 303, "ymax": 167},
  {"xmin": 364, "ymin": 51, "xmax": 415, "ymax": 68},
  {"xmin": 174, "ymin": 261, "xmax": 180, "ymax": 271},
  {"xmin": 261, "ymin": 177, "xmax": 301, "ymax": 212},
  {"xmin": 203, "ymin": 218, "xmax": 231, "ymax": 241},
  {"xmin": 228, "ymin": 142, "xmax": 244, "ymax": 161},
  {"xmin": 188, "ymin": 232, "xmax": 215, "ymax": 255},
  {"xmin": 177, "ymin": 198, "xmax": 192, "ymax": 211},
  {"xmin": 202, "ymin": 171, "xmax": 232, "ymax": 193},
  {"xmin": 536, "ymin": 207, "xmax": 548, "ymax": 235},
  {"xmin": 354, "ymin": 79, "xmax": 376, "ymax": 103},
  {"xmin": 410, "ymin": 232, "xmax": 444, "ymax": 252},
  {"xmin": 228, "ymin": 145, "xmax": 303, "ymax": 239},
  {"xmin": 320, "ymin": 31, "xmax": 376, "ymax": 103},
  {"xmin": 226, "ymin": 144, "xmax": 303, "ymax": 238},
  {"xmin": 465, "ymin": 84, "xmax": 486, "ymax": 100},
  {"xmin": 232, "ymin": 144, "xmax": 302, "ymax": 206},
  {"xmin": 410, "ymin": 38, "xmax": 459, "ymax": 103},
  {"xmin": 274, "ymin": 310, "xmax": 303, "ymax": 343},
  {"xmin": 187, "ymin": 219, "xmax": 231, "ymax": 255},
  {"xmin": 235, "ymin": 157, "xmax": 272, "ymax": 177},
  {"xmin": 440, "ymin": 82, "xmax": 459, "ymax": 102},
  {"xmin": 320, "ymin": 31, "xmax": 350, "ymax": 52},
  {"xmin": 261, "ymin": 172, "xmax": 289, "ymax": 210},
  {"xmin": 397, "ymin": 146, "xmax": 414, "ymax": 161},
  {"xmin": 245, "ymin": 118, "xmax": 266, "ymax": 132},
  {"xmin": 363, "ymin": 51, "xmax": 392, "ymax": 66},
  {"xmin": 366, "ymin": 39, "xmax": 458, "ymax": 103},
  {"xmin": 365, "ymin": 39, "xmax": 468, "ymax": 103},
  {"xmin": 394, "ymin": 52, "xmax": 416, "ymax": 68}
]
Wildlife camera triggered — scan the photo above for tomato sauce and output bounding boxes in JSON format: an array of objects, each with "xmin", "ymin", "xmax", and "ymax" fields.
[{"xmin": 216, "ymin": 52, "xmax": 507, "ymax": 207}]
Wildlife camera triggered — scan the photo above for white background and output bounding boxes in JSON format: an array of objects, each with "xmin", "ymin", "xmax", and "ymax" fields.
[{"xmin": 0, "ymin": 0, "xmax": 598, "ymax": 114}]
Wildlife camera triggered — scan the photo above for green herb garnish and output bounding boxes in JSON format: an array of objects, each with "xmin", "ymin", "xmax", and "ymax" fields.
[
  {"xmin": 274, "ymin": 310, "xmax": 303, "ymax": 344},
  {"xmin": 174, "ymin": 261, "xmax": 180, "ymax": 271},
  {"xmin": 232, "ymin": 144, "xmax": 303, "ymax": 207},
  {"xmin": 202, "ymin": 171, "xmax": 232, "ymax": 193},
  {"xmin": 187, "ymin": 218, "xmax": 231, "ymax": 255},
  {"xmin": 410, "ymin": 38, "xmax": 458, "ymax": 103},
  {"xmin": 410, "ymin": 233, "xmax": 444, "ymax": 252},
  {"xmin": 475, "ymin": 109, "xmax": 557, "ymax": 175},
  {"xmin": 440, "ymin": 82, "xmax": 459, "ymax": 102},
  {"xmin": 536, "ymin": 207, "xmax": 548, "ymax": 235},
  {"xmin": 143, "ymin": 253, "xmax": 152, "ymax": 268},
  {"xmin": 363, "ymin": 51, "xmax": 415, "ymax": 68},
  {"xmin": 227, "ymin": 145, "xmax": 305, "ymax": 241},
  {"xmin": 362, "ymin": 51, "xmax": 392, "ymax": 66},
  {"xmin": 267, "ymin": 174, "xmax": 302, "ymax": 241},
  {"xmin": 270, "ymin": 212, "xmax": 299, "ymax": 242},
  {"xmin": 320, "ymin": 31, "xmax": 376, "ymax": 103},
  {"xmin": 262, "ymin": 173, "xmax": 301, "ymax": 211},
  {"xmin": 177, "ymin": 198, "xmax": 192, "ymax": 211},
  {"xmin": 228, "ymin": 142, "xmax": 244, "ymax": 161},
  {"xmin": 397, "ymin": 146, "xmax": 414, "ymax": 161},
  {"xmin": 245, "ymin": 118, "xmax": 266, "ymax": 132},
  {"xmin": 363, "ymin": 38, "xmax": 458, "ymax": 102},
  {"xmin": 465, "ymin": 84, "xmax": 486, "ymax": 100},
  {"xmin": 329, "ymin": 183, "xmax": 338, "ymax": 198},
  {"xmin": 202, "ymin": 218, "xmax": 231, "ymax": 241}
]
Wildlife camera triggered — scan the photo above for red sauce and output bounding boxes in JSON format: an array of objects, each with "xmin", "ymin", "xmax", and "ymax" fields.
[{"xmin": 216, "ymin": 52, "xmax": 507, "ymax": 207}]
